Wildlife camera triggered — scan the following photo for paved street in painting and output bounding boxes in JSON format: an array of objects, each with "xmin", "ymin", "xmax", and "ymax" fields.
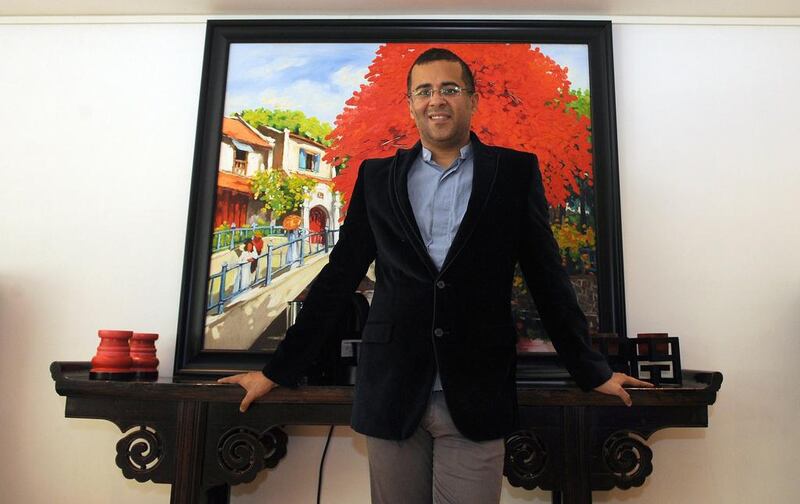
[{"xmin": 204, "ymin": 253, "xmax": 329, "ymax": 350}]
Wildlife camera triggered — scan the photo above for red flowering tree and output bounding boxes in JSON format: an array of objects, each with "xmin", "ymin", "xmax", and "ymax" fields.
[{"xmin": 325, "ymin": 43, "xmax": 592, "ymax": 216}]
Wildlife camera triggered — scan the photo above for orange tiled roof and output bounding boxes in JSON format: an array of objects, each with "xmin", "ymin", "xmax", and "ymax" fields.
[
  {"xmin": 222, "ymin": 117, "xmax": 271, "ymax": 148},
  {"xmin": 217, "ymin": 171, "xmax": 253, "ymax": 194}
]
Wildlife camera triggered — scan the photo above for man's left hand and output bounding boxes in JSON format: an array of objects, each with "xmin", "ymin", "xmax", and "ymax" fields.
[{"xmin": 594, "ymin": 372, "xmax": 654, "ymax": 406}]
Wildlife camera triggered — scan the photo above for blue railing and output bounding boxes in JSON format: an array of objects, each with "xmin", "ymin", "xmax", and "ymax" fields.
[
  {"xmin": 206, "ymin": 228, "xmax": 340, "ymax": 315},
  {"xmin": 211, "ymin": 224, "xmax": 287, "ymax": 253}
]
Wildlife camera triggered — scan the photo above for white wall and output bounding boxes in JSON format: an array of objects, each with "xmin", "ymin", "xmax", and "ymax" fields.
[{"xmin": 0, "ymin": 18, "xmax": 798, "ymax": 504}]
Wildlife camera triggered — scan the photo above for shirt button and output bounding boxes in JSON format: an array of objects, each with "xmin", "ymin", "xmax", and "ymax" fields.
[
  {"xmin": 434, "ymin": 328, "xmax": 444, "ymax": 337},
  {"xmin": 436, "ymin": 280, "xmax": 446, "ymax": 289}
]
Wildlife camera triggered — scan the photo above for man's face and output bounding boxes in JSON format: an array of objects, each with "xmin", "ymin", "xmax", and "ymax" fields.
[{"xmin": 407, "ymin": 60, "xmax": 477, "ymax": 151}]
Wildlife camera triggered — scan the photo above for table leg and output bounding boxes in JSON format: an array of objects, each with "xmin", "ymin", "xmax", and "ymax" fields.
[
  {"xmin": 170, "ymin": 401, "xmax": 227, "ymax": 504},
  {"xmin": 562, "ymin": 406, "xmax": 592, "ymax": 504}
]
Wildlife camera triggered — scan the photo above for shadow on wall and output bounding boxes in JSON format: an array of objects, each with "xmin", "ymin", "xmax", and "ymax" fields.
[
  {"xmin": 591, "ymin": 427, "xmax": 710, "ymax": 503},
  {"xmin": 230, "ymin": 425, "xmax": 369, "ymax": 501}
]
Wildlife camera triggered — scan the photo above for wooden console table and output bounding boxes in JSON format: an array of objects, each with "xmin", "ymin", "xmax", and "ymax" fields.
[{"xmin": 51, "ymin": 362, "xmax": 722, "ymax": 504}]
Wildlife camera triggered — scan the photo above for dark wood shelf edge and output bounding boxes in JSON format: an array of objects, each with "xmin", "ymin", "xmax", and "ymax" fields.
[{"xmin": 51, "ymin": 361, "xmax": 723, "ymax": 408}]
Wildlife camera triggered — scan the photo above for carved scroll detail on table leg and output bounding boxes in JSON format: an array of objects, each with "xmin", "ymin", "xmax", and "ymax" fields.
[
  {"xmin": 216, "ymin": 426, "xmax": 288, "ymax": 485},
  {"xmin": 115, "ymin": 425, "xmax": 163, "ymax": 482},
  {"xmin": 261, "ymin": 426, "xmax": 288, "ymax": 469},
  {"xmin": 503, "ymin": 430, "xmax": 548, "ymax": 490},
  {"xmin": 602, "ymin": 431, "xmax": 653, "ymax": 489}
]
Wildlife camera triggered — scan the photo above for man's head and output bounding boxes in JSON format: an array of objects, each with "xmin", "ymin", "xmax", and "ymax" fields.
[
  {"xmin": 406, "ymin": 48, "xmax": 478, "ymax": 153},
  {"xmin": 405, "ymin": 48, "xmax": 475, "ymax": 94}
]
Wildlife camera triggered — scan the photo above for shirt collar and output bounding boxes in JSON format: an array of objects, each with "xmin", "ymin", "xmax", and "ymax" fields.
[{"xmin": 421, "ymin": 142, "xmax": 474, "ymax": 166}]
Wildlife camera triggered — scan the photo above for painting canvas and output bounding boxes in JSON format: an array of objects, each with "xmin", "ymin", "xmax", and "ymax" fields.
[{"xmin": 175, "ymin": 21, "xmax": 624, "ymax": 376}]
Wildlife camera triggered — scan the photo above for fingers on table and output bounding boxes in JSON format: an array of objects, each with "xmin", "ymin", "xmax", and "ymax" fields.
[
  {"xmin": 624, "ymin": 375, "xmax": 655, "ymax": 388},
  {"xmin": 217, "ymin": 374, "xmax": 243, "ymax": 384},
  {"xmin": 240, "ymin": 389, "xmax": 260, "ymax": 412},
  {"xmin": 616, "ymin": 386, "xmax": 632, "ymax": 407}
]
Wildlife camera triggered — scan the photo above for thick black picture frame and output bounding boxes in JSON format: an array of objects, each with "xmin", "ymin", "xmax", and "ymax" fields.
[{"xmin": 174, "ymin": 19, "xmax": 625, "ymax": 379}]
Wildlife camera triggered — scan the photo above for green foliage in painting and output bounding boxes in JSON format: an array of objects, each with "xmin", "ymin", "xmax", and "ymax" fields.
[
  {"xmin": 251, "ymin": 169, "xmax": 316, "ymax": 219},
  {"xmin": 551, "ymin": 221, "xmax": 595, "ymax": 273},
  {"xmin": 239, "ymin": 108, "xmax": 333, "ymax": 146},
  {"xmin": 566, "ymin": 88, "xmax": 591, "ymax": 119}
]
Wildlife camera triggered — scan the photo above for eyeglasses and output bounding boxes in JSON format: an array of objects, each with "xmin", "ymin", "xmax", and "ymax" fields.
[{"xmin": 407, "ymin": 85, "xmax": 473, "ymax": 100}]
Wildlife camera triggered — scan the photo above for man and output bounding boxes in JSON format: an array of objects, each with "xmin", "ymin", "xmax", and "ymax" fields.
[{"xmin": 219, "ymin": 48, "xmax": 652, "ymax": 504}]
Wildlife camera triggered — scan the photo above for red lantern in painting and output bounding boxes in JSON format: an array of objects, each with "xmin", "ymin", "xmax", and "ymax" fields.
[{"xmin": 282, "ymin": 214, "xmax": 302, "ymax": 231}]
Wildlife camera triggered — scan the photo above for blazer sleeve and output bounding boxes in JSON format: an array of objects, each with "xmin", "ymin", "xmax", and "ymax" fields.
[
  {"xmin": 263, "ymin": 162, "xmax": 377, "ymax": 386},
  {"xmin": 517, "ymin": 154, "xmax": 613, "ymax": 391}
]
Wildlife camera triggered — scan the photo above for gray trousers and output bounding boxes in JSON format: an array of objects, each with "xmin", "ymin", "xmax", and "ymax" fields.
[{"xmin": 366, "ymin": 391, "xmax": 505, "ymax": 504}]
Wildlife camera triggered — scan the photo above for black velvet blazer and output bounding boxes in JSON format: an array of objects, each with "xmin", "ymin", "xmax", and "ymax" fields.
[{"xmin": 263, "ymin": 132, "xmax": 612, "ymax": 441}]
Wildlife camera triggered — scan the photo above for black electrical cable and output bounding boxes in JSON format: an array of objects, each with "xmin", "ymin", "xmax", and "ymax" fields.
[{"xmin": 317, "ymin": 425, "xmax": 335, "ymax": 504}]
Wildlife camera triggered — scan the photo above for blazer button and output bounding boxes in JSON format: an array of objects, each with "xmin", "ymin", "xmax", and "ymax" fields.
[
  {"xmin": 436, "ymin": 280, "xmax": 446, "ymax": 289},
  {"xmin": 434, "ymin": 328, "xmax": 444, "ymax": 337}
]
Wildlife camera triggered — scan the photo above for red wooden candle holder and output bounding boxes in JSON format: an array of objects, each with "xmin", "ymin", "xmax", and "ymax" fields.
[
  {"xmin": 130, "ymin": 332, "xmax": 159, "ymax": 380},
  {"xmin": 90, "ymin": 329, "xmax": 134, "ymax": 380}
]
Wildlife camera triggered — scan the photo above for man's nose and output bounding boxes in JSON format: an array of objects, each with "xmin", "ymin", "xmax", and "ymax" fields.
[{"xmin": 428, "ymin": 89, "xmax": 447, "ymax": 106}]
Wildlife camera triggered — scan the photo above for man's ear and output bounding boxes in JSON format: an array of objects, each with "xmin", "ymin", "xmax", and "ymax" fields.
[{"xmin": 470, "ymin": 91, "xmax": 479, "ymax": 112}]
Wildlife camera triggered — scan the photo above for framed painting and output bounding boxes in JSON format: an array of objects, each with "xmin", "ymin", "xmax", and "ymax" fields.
[{"xmin": 174, "ymin": 19, "xmax": 625, "ymax": 378}]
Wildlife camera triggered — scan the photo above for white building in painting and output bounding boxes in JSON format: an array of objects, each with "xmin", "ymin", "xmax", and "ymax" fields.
[{"xmin": 257, "ymin": 125, "xmax": 341, "ymax": 241}]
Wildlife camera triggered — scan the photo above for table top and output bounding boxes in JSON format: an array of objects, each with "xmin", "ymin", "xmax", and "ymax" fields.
[{"xmin": 51, "ymin": 361, "xmax": 722, "ymax": 407}]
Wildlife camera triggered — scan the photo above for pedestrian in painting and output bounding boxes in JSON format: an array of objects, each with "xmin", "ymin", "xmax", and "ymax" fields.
[
  {"xmin": 252, "ymin": 232, "xmax": 264, "ymax": 255},
  {"xmin": 284, "ymin": 229, "xmax": 297, "ymax": 267},
  {"xmin": 238, "ymin": 238, "xmax": 258, "ymax": 290}
]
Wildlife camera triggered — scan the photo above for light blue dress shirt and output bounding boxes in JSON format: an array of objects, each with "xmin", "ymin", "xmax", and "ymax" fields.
[{"xmin": 407, "ymin": 142, "xmax": 474, "ymax": 391}]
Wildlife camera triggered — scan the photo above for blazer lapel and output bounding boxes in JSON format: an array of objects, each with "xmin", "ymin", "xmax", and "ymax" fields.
[
  {"xmin": 390, "ymin": 142, "xmax": 439, "ymax": 277},
  {"xmin": 439, "ymin": 133, "xmax": 499, "ymax": 276}
]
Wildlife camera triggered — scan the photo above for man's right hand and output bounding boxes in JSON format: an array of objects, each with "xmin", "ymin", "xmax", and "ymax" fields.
[{"xmin": 217, "ymin": 371, "xmax": 278, "ymax": 412}]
